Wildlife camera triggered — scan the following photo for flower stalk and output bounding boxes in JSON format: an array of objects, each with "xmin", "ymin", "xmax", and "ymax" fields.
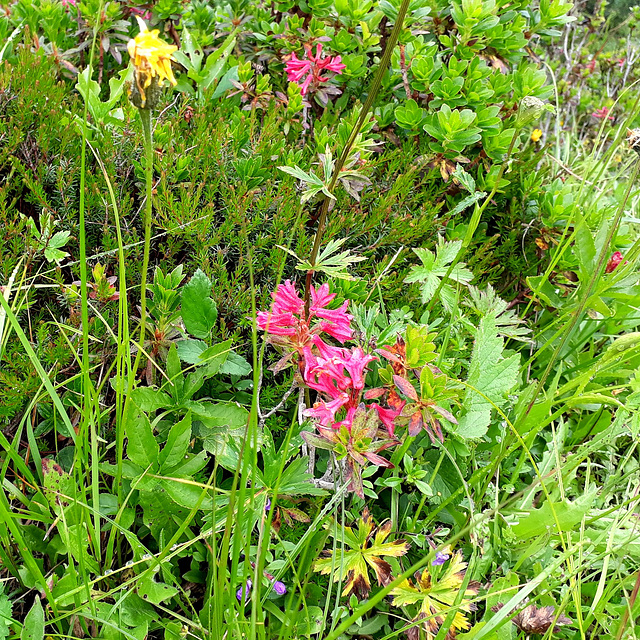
[
  {"xmin": 303, "ymin": 0, "xmax": 412, "ymax": 309},
  {"xmin": 133, "ymin": 106, "xmax": 154, "ymax": 377}
]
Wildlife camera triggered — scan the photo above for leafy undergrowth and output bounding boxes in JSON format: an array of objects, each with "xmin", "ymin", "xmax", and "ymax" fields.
[{"xmin": 1, "ymin": 0, "xmax": 640, "ymax": 639}]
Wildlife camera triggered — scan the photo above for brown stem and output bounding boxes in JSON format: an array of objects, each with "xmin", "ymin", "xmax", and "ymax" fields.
[{"xmin": 616, "ymin": 567, "xmax": 640, "ymax": 640}]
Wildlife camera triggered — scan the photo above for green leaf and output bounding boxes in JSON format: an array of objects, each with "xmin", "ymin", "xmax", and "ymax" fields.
[
  {"xmin": 159, "ymin": 413, "xmax": 192, "ymax": 471},
  {"xmin": 200, "ymin": 30, "xmax": 237, "ymax": 89},
  {"xmin": 21, "ymin": 598, "xmax": 44, "ymax": 640},
  {"xmin": 219, "ymin": 351, "xmax": 251, "ymax": 376},
  {"xmin": 165, "ymin": 344, "xmax": 184, "ymax": 403},
  {"xmin": 296, "ymin": 237, "xmax": 365, "ymax": 280},
  {"xmin": 137, "ymin": 574, "xmax": 179, "ymax": 605},
  {"xmin": 448, "ymin": 191, "xmax": 486, "ymax": 217},
  {"xmin": 188, "ymin": 401, "xmax": 248, "ymax": 427},
  {"xmin": 512, "ymin": 486, "xmax": 598, "ymax": 539},
  {"xmin": 125, "ymin": 402, "xmax": 159, "ymax": 469},
  {"xmin": 130, "ymin": 387, "xmax": 172, "ymax": 413},
  {"xmin": 456, "ymin": 315, "xmax": 520, "ymax": 439},
  {"xmin": 176, "ymin": 339, "xmax": 208, "ymax": 364},
  {"xmin": 181, "ymin": 269, "xmax": 218, "ymax": 339},
  {"xmin": 0, "ymin": 587, "xmax": 12, "ymax": 640}
]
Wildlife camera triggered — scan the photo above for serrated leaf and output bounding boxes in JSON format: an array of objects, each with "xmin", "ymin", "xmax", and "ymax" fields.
[
  {"xmin": 125, "ymin": 402, "xmax": 159, "ymax": 469},
  {"xmin": 159, "ymin": 413, "xmax": 192, "ymax": 471},
  {"xmin": 456, "ymin": 315, "xmax": 520, "ymax": 440},
  {"xmin": 448, "ymin": 191, "xmax": 486, "ymax": 217}
]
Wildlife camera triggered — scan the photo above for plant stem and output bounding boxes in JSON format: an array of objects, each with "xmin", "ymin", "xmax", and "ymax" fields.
[
  {"xmin": 427, "ymin": 131, "xmax": 518, "ymax": 312},
  {"xmin": 133, "ymin": 106, "xmax": 154, "ymax": 378},
  {"xmin": 304, "ymin": 0, "xmax": 411, "ymax": 308},
  {"xmin": 524, "ymin": 155, "xmax": 640, "ymax": 415}
]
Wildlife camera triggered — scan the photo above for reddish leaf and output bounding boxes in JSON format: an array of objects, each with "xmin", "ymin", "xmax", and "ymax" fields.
[
  {"xmin": 393, "ymin": 375, "xmax": 419, "ymax": 401},
  {"xmin": 408, "ymin": 411, "xmax": 423, "ymax": 437}
]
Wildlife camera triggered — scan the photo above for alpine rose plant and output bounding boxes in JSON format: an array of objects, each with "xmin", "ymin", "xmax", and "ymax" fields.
[{"xmin": 285, "ymin": 44, "xmax": 346, "ymax": 96}]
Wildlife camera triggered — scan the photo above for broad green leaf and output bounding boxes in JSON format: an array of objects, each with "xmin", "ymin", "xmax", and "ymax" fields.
[
  {"xmin": 181, "ymin": 269, "xmax": 218, "ymax": 339},
  {"xmin": 125, "ymin": 402, "xmax": 159, "ymax": 469},
  {"xmin": 512, "ymin": 486, "xmax": 598, "ymax": 539},
  {"xmin": 176, "ymin": 339, "xmax": 208, "ymax": 364},
  {"xmin": 456, "ymin": 315, "xmax": 520, "ymax": 439},
  {"xmin": 137, "ymin": 574, "xmax": 179, "ymax": 605},
  {"xmin": 21, "ymin": 598, "xmax": 44, "ymax": 640},
  {"xmin": 130, "ymin": 387, "xmax": 172, "ymax": 413},
  {"xmin": 159, "ymin": 413, "xmax": 192, "ymax": 470}
]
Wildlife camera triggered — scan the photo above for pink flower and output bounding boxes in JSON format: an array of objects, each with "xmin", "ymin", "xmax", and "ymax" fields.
[
  {"xmin": 593, "ymin": 107, "xmax": 614, "ymax": 121},
  {"xmin": 284, "ymin": 43, "xmax": 345, "ymax": 96},
  {"xmin": 61, "ymin": 0, "xmax": 77, "ymax": 8},
  {"xmin": 302, "ymin": 336, "xmax": 377, "ymax": 431},
  {"xmin": 605, "ymin": 251, "xmax": 624, "ymax": 273},
  {"xmin": 257, "ymin": 280, "xmax": 353, "ymax": 352},
  {"xmin": 370, "ymin": 404, "xmax": 405, "ymax": 438},
  {"xmin": 131, "ymin": 6, "xmax": 152, "ymax": 20}
]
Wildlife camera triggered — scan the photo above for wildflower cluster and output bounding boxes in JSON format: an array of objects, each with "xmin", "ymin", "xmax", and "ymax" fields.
[
  {"xmin": 258, "ymin": 280, "xmax": 404, "ymax": 496},
  {"xmin": 284, "ymin": 44, "xmax": 345, "ymax": 104}
]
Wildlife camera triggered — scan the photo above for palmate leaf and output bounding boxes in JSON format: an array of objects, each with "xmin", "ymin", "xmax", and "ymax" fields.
[
  {"xmin": 295, "ymin": 237, "xmax": 366, "ymax": 280},
  {"xmin": 314, "ymin": 508, "xmax": 409, "ymax": 600},
  {"xmin": 456, "ymin": 315, "xmax": 520, "ymax": 440},
  {"xmin": 390, "ymin": 550, "xmax": 479, "ymax": 640},
  {"xmin": 405, "ymin": 238, "xmax": 473, "ymax": 309},
  {"xmin": 465, "ymin": 284, "xmax": 531, "ymax": 342}
]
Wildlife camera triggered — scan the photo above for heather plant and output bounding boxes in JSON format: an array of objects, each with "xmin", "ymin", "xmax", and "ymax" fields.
[{"xmin": 0, "ymin": 1, "xmax": 640, "ymax": 639}]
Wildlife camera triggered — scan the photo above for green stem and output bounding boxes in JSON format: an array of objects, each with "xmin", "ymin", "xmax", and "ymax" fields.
[
  {"xmin": 427, "ymin": 131, "xmax": 518, "ymax": 312},
  {"xmin": 303, "ymin": 0, "xmax": 411, "ymax": 308},
  {"xmin": 523, "ymin": 156, "xmax": 640, "ymax": 416},
  {"xmin": 133, "ymin": 107, "xmax": 154, "ymax": 378}
]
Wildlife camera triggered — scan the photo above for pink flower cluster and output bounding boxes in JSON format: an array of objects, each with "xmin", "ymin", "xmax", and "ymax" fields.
[
  {"xmin": 257, "ymin": 280, "xmax": 352, "ymax": 351},
  {"xmin": 593, "ymin": 107, "xmax": 614, "ymax": 121},
  {"xmin": 61, "ymin": 0, "xmax": 77, "ymax": 8},
  {"xmin": 285, "ymin": 43, "xmax": 346, "ymax": 96},
  {"xmin": 302, "ymin": 336, "xmax": 376, "ymax": 431},
  {"xmin": 258, "ymin": 281, "xmax": 401, "ymax": 436}
]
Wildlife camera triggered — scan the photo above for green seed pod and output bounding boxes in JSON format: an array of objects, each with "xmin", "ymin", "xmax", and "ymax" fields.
[
  {"xmin": 128, "ymin": 73, "xmax": 162, "ymax": 110},
  {"xmin": 515, "ymin": 96, "xmax": 546, "ymax": 129}
]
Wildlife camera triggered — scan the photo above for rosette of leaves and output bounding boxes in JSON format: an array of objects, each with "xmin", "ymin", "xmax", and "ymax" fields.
[
  {"xmin": 392, "ymin": 367, "xmax": 459, "ymax": 442},
  {"xmin": 314, "ymin": 508, "xmax": 410, "ymax": 600},
  {"xmin": 390, "ymin": 550, "xmax": 479, "ymax": 640}
]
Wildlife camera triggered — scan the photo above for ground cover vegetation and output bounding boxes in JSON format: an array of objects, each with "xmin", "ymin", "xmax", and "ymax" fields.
[{"xmin": 0, "ymin": 0, "xmax": 639, "ymax": 637}]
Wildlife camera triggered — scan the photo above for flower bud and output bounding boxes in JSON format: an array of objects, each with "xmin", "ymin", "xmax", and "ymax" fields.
[
  {"xmin": 273, "ymin": 581, "xmax": 287, "ymax": 595},
  {"xmin": 515, "ymin": 96, "xmax": 546, "ymax": 128}
]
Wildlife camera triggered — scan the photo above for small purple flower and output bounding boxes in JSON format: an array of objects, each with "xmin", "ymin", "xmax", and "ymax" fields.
[
  {"xmin": 265, "ymin": 498, "xmax": 271, "ymax": 513},
  {"xmin": 272, "ymin": 581, "xmax": 287, "ymax": 596},
  {"xmin": 432, "ymin": 551, "xmax": 450, "ymax": 566},
  {"xmin": 236, "ymin": 579, "xmax": 252, "ymax": 603}
]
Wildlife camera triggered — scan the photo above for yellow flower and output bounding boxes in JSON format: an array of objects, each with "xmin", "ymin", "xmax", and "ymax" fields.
[
  {"xmin": 127, "ymin": 17, "xmax": 177, "ymax": 108},
  {"xmin": 531, "ymin": 128, "xmax": 543, "ymax": 143}
]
